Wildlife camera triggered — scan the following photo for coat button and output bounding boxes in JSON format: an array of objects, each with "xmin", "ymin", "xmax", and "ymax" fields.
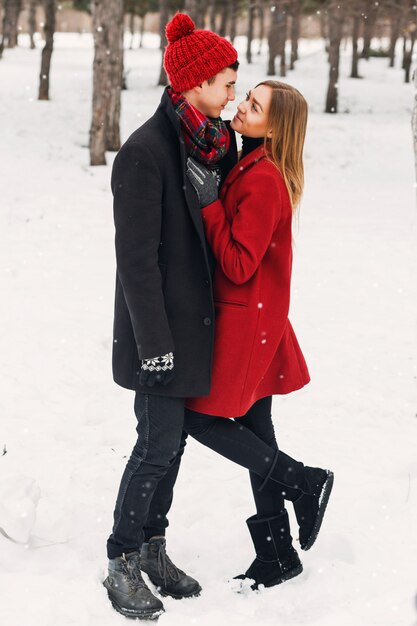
[
  {"xmin": 203, "ymin": 278, "xmax": 210, "ymax": 287},
  {"xmin": 203, "ymin": 317, "xmax": 212, "ymax": 326}
]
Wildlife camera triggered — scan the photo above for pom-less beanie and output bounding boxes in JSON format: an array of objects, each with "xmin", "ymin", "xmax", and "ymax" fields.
[{"xmin": 163, "ymin": 13, "xmax": 238, "ymax": 93}]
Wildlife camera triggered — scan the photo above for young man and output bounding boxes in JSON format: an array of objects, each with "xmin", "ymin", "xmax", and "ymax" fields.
[{"xmin": 103, "ymin": 13, "xmax": 239, "ymax": 620}]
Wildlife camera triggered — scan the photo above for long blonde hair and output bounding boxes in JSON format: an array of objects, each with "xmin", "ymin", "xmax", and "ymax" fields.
[{"xmin": 257, "ymin": 80, "xmax": 308, "ymax": 210}]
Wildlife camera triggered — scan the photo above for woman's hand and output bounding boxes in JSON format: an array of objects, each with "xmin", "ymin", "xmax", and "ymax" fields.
[{"xmin": 186, "ymin": 157, "xmax": 218, "ymax": 208}]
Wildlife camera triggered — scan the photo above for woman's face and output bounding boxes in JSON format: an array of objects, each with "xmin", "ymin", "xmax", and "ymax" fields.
[{"xmin": 230, "ymin": 84, "xmax": 272, "ymax": 138}]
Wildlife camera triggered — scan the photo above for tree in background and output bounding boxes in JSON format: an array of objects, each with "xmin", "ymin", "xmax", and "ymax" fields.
[
  {"xmin": 388, "ymin": 0, "xmax": 404, "ymax": 67},
  {"xmin": 402, "ymin": 1, "xmax": 416, "ymax": 84},
  {"xmin": 157, "ymin": 0, "xmax": 183, "ymax": 86},
  {"xmin": 157, "ymin": 0, "xmax": 169, "ymax": 85},
  {"xmin": 184, "ymin": 0, "xmax": 205, "ymax": 28},
  {"xmin": 246, "ymin": 0, "xmax": 255, "ymax": 62},
  {"xmin": 89, "ymin": 0, "xmax": 124, "ymax": 165},
  {"xmin": 411, "ymin": 65, "xmax": 417, "ymax": 185},
  {"xmin": 325, "ymin": 0, "xmax": 344, "ymax": 113},
  {"xmin": 277, "ymin": 0, "xmax": 288, "ymax": 76},
  {"xmin": 106, "ymin": 0, "xmax": 124, "ymax": 149},
  {"xmin": 290, "ymin": 0, "xmax": 301, "ymax": 69},
  {"xmin": 28, "ymin": 0, "xmax": 38, "ymax": 49},
  {"xmin": 361, "ymin": 0, "xmax": 378, "ymax": 59},
  {"xmin": 72, "ymin": 0, "xmax": 90, "ymax": 10},
  {"xmin": 125, "ymin": 0, "xmax": 158, "ymax": 49},
  {"xmin": 267, "ymin": 0, "xmax": 287, "ymax": 76},
  {"xmin": 246, "ymin": 0, "xmax": 268, "ymax": 63},
  {"xmin": 218, "ymin": 0, "xmax": 229, "ymax": 36},
  {"xmin": 228, "ymin": 0, "xmax": 238, "ymax": 43},
  {"xmin": 38, "ymin": 0, "xmax": 56, "ymax": 100},
  {"xmin": 125, "ymin": 0, "xmax": 136, "ymax": 48},
  {"xmin": 208, "ymin": 0, "xmax": 216, "ymax": 31},
  {"xmin": 0, "ymin": 0, "xmax": 22, "ymax": 57},
  {"xmin": 349, "ymin": 0, "xmax": 363, "ymax": 78},
  {"xmin": 256, "ymin": 0, "xmax": 266, "ymax": 55},
  {"xmin": 264, "ymin": 0, "xmax": 311, "ymax": 77}
]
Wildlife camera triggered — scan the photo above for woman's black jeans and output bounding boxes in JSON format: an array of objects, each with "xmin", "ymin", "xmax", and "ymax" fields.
[
  {"xmin": 184, "ymin": 396, "xmax": 285, "ymax": 517},
  {"xmin": 107, "ymin": 393, "xmax": 187, "ymax": 559}
]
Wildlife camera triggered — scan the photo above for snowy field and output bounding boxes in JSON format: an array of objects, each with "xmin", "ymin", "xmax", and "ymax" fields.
[{"xmin": 1, "ymin": 31, "xmax": 417, "ymax": 626}]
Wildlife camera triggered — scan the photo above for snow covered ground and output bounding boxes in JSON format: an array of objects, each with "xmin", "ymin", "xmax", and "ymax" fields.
[{"xmin": 1, "ymin": 31, "xmax": 417, "ymax": 626}]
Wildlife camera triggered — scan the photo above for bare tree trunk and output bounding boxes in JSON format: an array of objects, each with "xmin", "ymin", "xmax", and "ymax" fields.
[
  {"xmin": 402, "ymin": 33, "xmax": 406, "ymax": 69},
  {"xmin": 89, "ymin": 0, "xmax": 111, "ymax": 166},
  {"xmin": 218, "ymin": 0, "xmax": 229, "ymax": 38},
  {"xmin": 278, "ymin": 1, "xmax": 287, "ymax": 77},
  {"xmin": 28, "ymin": 0, "xmax": 37, "ymax": 49},
  {"xmin": 8, "ymin": 0, "xmax": 21, "ymax": 47},
  {"xmin": 158, "ymin": 0, "xmax": 168, "ymax": 86},
  {"xmin": 268, "ymin": 1, "xmax": 286, "ymax": 76},
  {"xmin": 389, "ymin": 14, "xmax": 401, "ymax": 68},
  {"xmin": 267, "ymin": 2, "xmax": 279, "ymax": 75},
  {"xmin": 290, "ymin": 0, "xmax": 301, "ymax": 70},
  {"xmin": 196, "ymin": 0, "xmax": 206, "ymax": 29},
  {"xmin": 208, "ymin": 0, "xmax": 216, "ymax": 32},
  {"xmin": 325, "ymin": 2, "xmax": 343, "ymax": 113},
  {"xmin": 361, "ymin": 0, "xmax": 377, "ymax": 59},
  {"xmin": 320, "ymin": 10, "xmax": 328, "ymax": 42},
  {"xmin": 351, "ymin": 14, "xmax": 361, "ymax": 78},
  {"xmin": 404, "ymin": 30, "xmax": 416, "ymax": 84},
  {"xmin": 0, "ymin": 5, "xmax": 3, "ymax": 59},
  {"xmin": 0, "ymin": 0, "xmax": 22, "ymax": 53},
  {"xmin": 129, "ymin": 12, "xmax": 134, "ymax": 49},
  {"xmin": 139, "ymin": 13, "xmax": 145, "ymax": 48},
  {"xmin": 229, "ymin": 0, "xmax": 238, "ymax": 44},
  {"xmin": 257, "ymin": 2, "xmax": 264, "ymax": 55},
  {"xmin": 184, "ymin": 0, "xmax": 198, "ymax": 23},
  {"xmin": 412, "ymin": 67, "xmax": 417, "ymax": 190},
  {"xmin": 184, "ymin": 0, "xmax": 205, "ymax": 28},
  {"xmin": 105, "ymin": 0, "xmax": 124, "ymax": 151},
  {"xmin": 246, "ymin": 0, "xmax": 255, "ymax": 64},
  {"xmin": 38, "ymin": 0, "xmax": 56, "ymax": 100}
]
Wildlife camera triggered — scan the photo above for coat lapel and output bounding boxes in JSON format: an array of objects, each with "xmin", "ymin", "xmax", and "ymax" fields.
[
  {"xmin": 159, "ymin": 88, "xmax": 207, "ymax": 244},
  {"xmin": 220, "ymin": 145, "xmax": 266, "ymax": 199}
]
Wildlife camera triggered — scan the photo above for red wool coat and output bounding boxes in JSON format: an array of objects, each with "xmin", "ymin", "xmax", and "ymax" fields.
[{"xmin": 186, "ymin": 146, "xmax": 310, "ymax": 418}]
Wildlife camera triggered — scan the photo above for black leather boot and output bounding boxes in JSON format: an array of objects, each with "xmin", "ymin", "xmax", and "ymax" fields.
[
  {"xmin": 141, "ymin": 536, "xmax": 202, "ymax": 599},
  {"xmin": 103, "ymin": 551, "xmax": 164, "ymax": 620},
  {"xmin": 234, "ymin": 511, "xmax": 303, "ymax": 590},
  {"xmin": 259, "ymin": 451, "xmax": 334, "ymax": 551}
]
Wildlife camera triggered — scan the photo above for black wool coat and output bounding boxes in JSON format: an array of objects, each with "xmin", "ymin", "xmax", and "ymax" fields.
[{"xmin": 111, "ymin": 88, "xmax": 237, "ymax": 397}]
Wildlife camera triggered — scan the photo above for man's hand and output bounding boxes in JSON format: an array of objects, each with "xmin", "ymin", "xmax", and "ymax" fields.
[
  {"xmin": 140, "ymin": 352, "xmax": 175, "ymax": 387},
  {"xmin": 186, "ymin": 157, "xmax": 218, "ymax": 208}
]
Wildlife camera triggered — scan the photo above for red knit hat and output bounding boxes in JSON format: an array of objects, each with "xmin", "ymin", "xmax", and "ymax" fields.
[{"xmin": 164, "ymin": 13, "xmax": 238, "ymax": 93}]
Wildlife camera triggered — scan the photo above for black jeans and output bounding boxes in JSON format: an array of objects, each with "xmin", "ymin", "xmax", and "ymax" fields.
[
  {"xmin": 184, "ymin": 396, "xmax": 285, "ymax": 518},
  {"xmin": 107, "ymin": 393, "xmax": 187, "ymax": 559}
]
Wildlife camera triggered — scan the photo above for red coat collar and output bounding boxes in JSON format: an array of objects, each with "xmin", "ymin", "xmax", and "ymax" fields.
[{"xmin": 222, "ymin": 145, "xmax": 266, "ymax": 190}]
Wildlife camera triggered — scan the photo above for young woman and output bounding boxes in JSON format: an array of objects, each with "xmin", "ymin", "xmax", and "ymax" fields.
[{"xmin": 185, "ymin": 81, "xmax": 334, "ymax": 590}]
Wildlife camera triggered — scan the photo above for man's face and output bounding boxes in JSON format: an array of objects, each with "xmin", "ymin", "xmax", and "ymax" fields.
[{"xmin": 194, "ymin": 67, "xmax": 237, "ymax": 118}]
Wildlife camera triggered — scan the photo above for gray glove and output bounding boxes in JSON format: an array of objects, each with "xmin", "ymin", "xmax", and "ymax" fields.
[
  {"xmin": 140, "ymin": 352, "xmax": 175, "ymax": 387},
  {"xmin": 186, "ymin": 157, "xmax": 219, "ymax": 208}
]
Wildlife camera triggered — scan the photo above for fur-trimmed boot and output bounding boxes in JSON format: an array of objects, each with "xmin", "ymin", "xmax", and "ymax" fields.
[
  {"xmin": 234, "ymin": 511, "xmax": 303, "ymax": 590},
  {"xmin": 259, "ymin": 451, "xmax": 334, "ymax": 551}
]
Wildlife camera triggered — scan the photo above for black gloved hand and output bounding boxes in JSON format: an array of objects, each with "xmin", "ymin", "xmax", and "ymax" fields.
[
  {"xmin": 139, "ymin": 352, "xmax": 175, "ymax": 387},
  {"xmin": 186, "ymin": 157, "xmax": 219, "ymax": 208}
]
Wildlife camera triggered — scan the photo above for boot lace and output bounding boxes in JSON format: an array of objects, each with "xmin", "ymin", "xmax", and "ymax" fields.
[
  {"xmin": 121, "ymin": 554, "xmax": 147, "ymax": 592},
  {"xmin": 155, "ymin": 541, "xmax": 185, "ymax": 587}
]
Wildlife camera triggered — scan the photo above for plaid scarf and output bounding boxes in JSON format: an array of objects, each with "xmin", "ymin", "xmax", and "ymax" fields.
[{"xmin": 169, "ymin": 89, "xmax": 230, "ymax": 166}]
